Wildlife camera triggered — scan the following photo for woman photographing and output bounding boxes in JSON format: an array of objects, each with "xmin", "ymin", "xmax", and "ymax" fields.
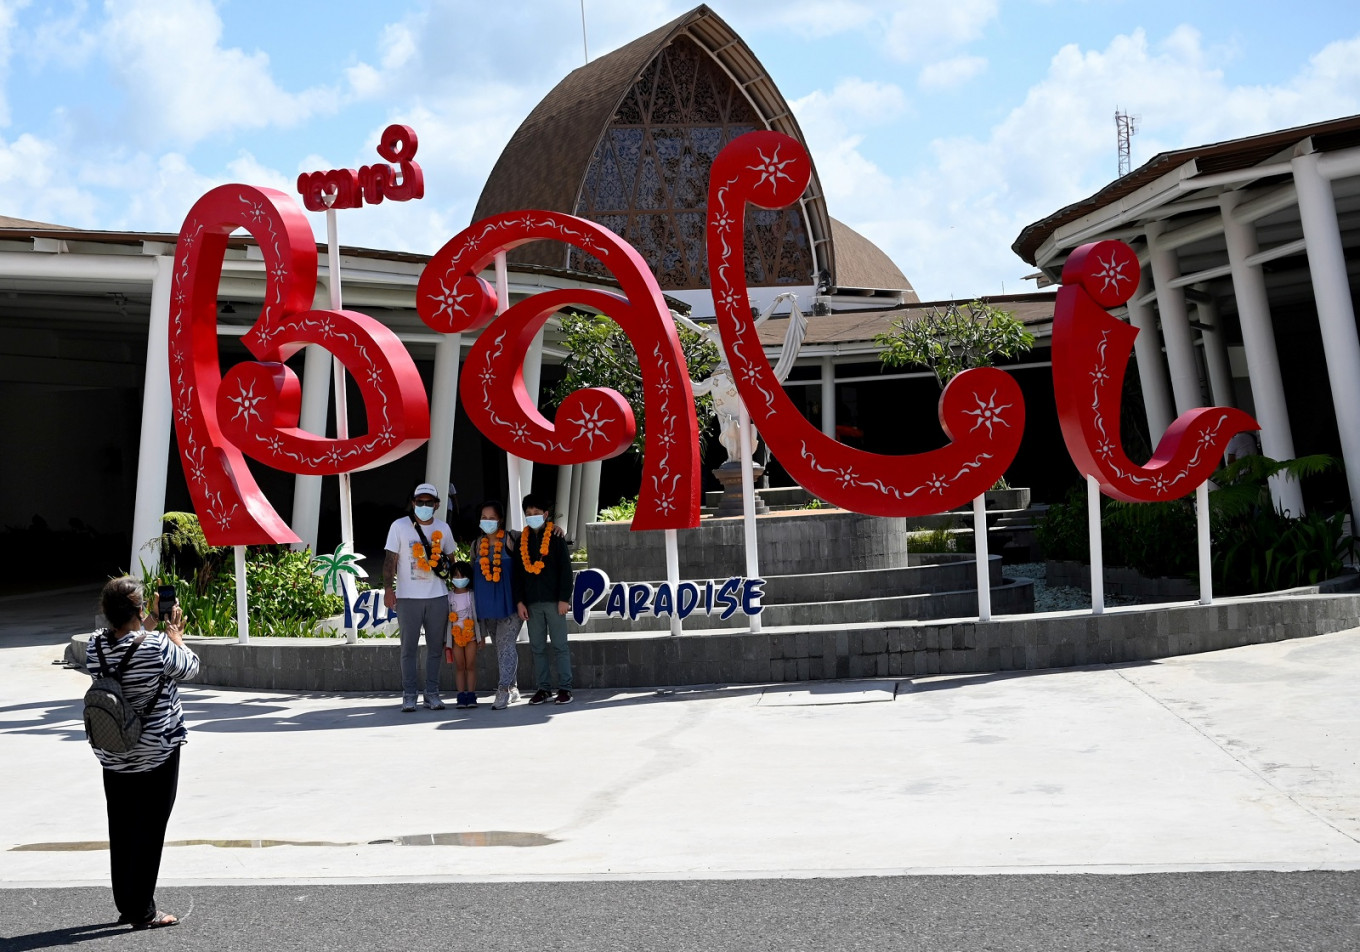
[{"xmin": 85, "ymin": 576, "xmax": 200, "ymax": 930}]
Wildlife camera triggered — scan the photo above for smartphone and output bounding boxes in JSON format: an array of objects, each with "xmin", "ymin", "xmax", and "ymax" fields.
[{"xmin": 156, "ymin": 584, "xmax": 177, "ymax": 621}]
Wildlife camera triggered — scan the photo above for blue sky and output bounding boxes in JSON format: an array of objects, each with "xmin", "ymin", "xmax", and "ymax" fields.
[{"xmin": 3, "ymin": 0, "xmax": 1359, "ymax": 299}]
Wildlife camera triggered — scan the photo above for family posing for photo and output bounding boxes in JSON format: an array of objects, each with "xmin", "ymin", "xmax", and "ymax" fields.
[{"xmin": 382, "ymin": 484, "xmax": 576, "ymax": 712}]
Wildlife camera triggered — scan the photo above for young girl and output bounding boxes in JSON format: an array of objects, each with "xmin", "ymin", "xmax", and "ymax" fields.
[{"xmin": 446, "ymin": 561, "xmax": 480, "ymax": 709}]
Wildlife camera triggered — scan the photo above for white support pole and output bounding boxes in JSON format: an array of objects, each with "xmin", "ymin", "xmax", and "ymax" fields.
[
  {"xmin": 972, "ymin": 494, "xmax": 991, "ymax": 622},
  {"xmin": 325, "ymin": 208, "xmax": 355, "ymax": 551},
  {"xmin": 554, "ymin": 465, "xmax": 574, "ymax": 539},
  {"xmin": 820, "ymin": 356, "xmax": 836, "ymax": 438},
  {"xmin": 738, "ymin": 401, "xmax": 761, "ymax": 633},
  {"xmin": 290, "ymin": 338, "xmax": 334, "ymax": 554},
  {"xmin": 130, "ymin": 256, "xmax": 175, "ymax": 574},
  {"xmin": 234, "ymin": 545, "xmax": 250, "ymax": 644},
  {"xmin": 1196, "ymin": 300, "xmax": 1236, "ymax": 409},
  {"xmin": 1126, "ymin": 265, "xmax": 1175, "ymax": 441},
  {"xmin": 1197, "ymin": 482, "xmax": 1212, "ymax": 605},
  {"xmin": 427, "ymin": 332, "xmax": 463, "ymax": 524},
  {"xmin": 576, "ymin": 460, "xmax": 603, "ymax": 554},
  {"xmin": 341, "ymin": 572, "xmax": 358, "ymax": 646},
  {"xmin": 1146, "ymin": 222, "xmax": 1206, "ymax": 415},
  {"xmin": 1087, "ymin": 474, "xmax": 1104, "ymax": 615},
  {"xmin": 496, "ymin": 252, "xmax": 524, "ymax": 529},
  {"xmin": 567, "ymin": 464, "xmax": 584, "ymax": 542},
  {"xmin": 518, "ymin": 327, "xmax": 545, "ymax": 497},
  {"xmin": 1292, "ymin": 152, "xmax": 1360, "ymax": 525},
  {"xmin": 665, "ymin": 528, "xmax": 682, "ymax": 636},
  {"xmin": 1220, "ymin": 191, "xmax": 1303, "ymax": 516}
]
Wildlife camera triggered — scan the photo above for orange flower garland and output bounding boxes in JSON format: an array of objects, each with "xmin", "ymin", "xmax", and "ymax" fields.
[
  {"xmin": 448, "ymin": 609, "xmax": 478, "ymax": 647},
  {"xmin": 478, "ymin": 530, "xmax": 505, "ymax": 582},
  {"xmin": 520, "ymin": 521, "xmax": 553, "ymax": 574},
  {"xmin": 414, "ymin": 530, "xmax": 443, "ymax": 571}
]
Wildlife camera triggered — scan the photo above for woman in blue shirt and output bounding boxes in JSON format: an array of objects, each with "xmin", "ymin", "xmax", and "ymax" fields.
[{"xmin": 471, "ymin": 500, "xmax": 522, "ymax": 709}]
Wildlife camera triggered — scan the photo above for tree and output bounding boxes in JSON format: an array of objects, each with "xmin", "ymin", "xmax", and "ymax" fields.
[
  {"xmin": 552, "ymin": 312, "xmax": 721, "ymax": 457},
  {"xmin": 875, "ymin": 300, "xmax": 1035, "ymax": 389}
]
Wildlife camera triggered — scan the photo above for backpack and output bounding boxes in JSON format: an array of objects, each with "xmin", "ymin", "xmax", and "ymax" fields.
[{"xmin": 83, "ymin": 632, "xmax": 165, "ymax": 754}]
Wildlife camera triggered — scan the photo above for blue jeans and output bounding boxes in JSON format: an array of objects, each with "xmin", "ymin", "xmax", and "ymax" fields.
[
  {"xmin": 397, "ymin": 596, "xmax": 448, "ymax": 698},
  {"xmin": 526, "ymin": 602, "xmax": 572, "ymax": 691}
]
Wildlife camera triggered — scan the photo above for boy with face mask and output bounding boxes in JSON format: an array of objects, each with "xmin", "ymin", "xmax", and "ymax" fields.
[
  {"xmin": 513, "ymin": 493, "xmax": 575, "ymax": 705},
  {"xmin": 383, "ymin": 483, "xmax": 453, "ymax": 711}
]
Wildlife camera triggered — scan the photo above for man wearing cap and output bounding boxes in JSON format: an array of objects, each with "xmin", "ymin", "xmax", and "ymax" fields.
[{"xmin": 383, "ymin": 483, "xmax": 453, "ymax": 712}]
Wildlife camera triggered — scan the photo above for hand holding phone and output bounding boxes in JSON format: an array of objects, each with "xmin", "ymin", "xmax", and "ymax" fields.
[{"xmin": 156, "ymin": 584, "xmax": 177, "ymax": 622}]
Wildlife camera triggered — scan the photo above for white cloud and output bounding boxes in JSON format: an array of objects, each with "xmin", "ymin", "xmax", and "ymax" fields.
[
  {"xmin": 0, "ymin": 0, "xmax": 28, "ymax": 126},
  {"xmin": 918, "ymin": 55, "xmax": 987, "ymax": 90},
  {"xmin": 820, "ymin": 26, "xmax": 1360, "ymax": 300},
  {"xmin": 100, "ymin": 0, "xmax": 339, "ymax": 147}
]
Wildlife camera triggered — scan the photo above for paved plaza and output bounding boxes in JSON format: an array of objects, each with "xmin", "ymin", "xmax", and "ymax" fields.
[{"xmin": 2, "ymin": 586, "xmax": 1359, "ymax": 948}]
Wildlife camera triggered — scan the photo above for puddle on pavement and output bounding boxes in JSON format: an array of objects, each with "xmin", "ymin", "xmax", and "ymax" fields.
[{"xmin": 10, "ymin": 831, "xmax": 558, "ymax": 851}]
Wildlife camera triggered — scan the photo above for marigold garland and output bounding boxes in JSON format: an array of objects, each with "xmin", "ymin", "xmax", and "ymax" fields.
[
  {"xmin": 520, "ymin": 521, "xmax": 553, "ymax": 574},
  {"xmin": 414, "ymin": 530, "xmax": 443, "ymax": 571},
  {"xmin": 478, "ymin": 530, "xmax": 505, "ymax": 582},
  {"xmin": 448, "ymin": 609, "xmax": 478, "ymax": 647}
]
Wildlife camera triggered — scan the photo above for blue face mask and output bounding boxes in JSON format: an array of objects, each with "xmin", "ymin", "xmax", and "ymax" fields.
[
  {"xmin": 452, "ymin": 577, "xmax": 470, "ymax": 589},
  {"xmin": 479, "ymin": 519, "xmax": 500, "ymax": 535},
  {"xmin": 414, "ymin": 505, "xmax": 435, "ymax": 521},
  {"xmin": 525, "ymin": 513, "xmax": 546, "ymax": 530}
]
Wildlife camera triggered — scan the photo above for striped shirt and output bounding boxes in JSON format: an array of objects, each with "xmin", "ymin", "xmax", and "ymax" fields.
[{"xmin": 86, "ymin": 628, "xmax": 200, "ymax": 773}]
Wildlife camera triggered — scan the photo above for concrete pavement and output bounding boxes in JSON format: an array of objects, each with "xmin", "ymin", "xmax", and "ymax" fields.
[{"xmin": 2, "ymin": 585, "xmax": 1359, "ymax": 886}]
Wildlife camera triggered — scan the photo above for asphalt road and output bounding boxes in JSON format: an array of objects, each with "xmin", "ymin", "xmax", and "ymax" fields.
[{"xmin": 3, "ymin": 873, "xmax": 1359, "ymax": 952}]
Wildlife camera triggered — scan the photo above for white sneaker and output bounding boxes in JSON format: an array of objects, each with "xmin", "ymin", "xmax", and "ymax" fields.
[
  {"xmin": 492, "ymin": 687, "xmax": 509, "ymax": 710},
  {"xmin": 424, "ymin": 694, "xmax": 446, "ymax": 711},
  {"xmin": 508, "ymin": 686, "xmax": 521, "ymax": 704}
]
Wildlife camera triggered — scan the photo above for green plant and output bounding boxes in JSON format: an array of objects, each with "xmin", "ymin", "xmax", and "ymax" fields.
[
  {"xmin": 597, "ymin": 496, "xmax": 639, "ymax": 523},
  {"xmin": 876, "ymin": 300, "xmax": 1034, "ymax": 389},
  {"xmin": 1035, "ymin": 485, "xmax": 1090, "ymax": 562},
  {"xmin": 1104, "ymin": 498, "xmax": 1196, "ymax": 579},
  {"xmin": 907, "ymin": 525, "xmax": 958, "ymax": 552},
  {"xmin": 989, "ymin": 476, "xmax": 1011, "ymax": 492},
  {"xmin": 801, "ymin": 498, "xmax": 825, "ymax": 510},
  {"xmin": 554, "ymin": 312, "xmax": 721, "ymax": 456}
]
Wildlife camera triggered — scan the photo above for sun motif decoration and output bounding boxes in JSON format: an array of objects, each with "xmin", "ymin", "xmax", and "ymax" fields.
[{"xmin": 1052, "ymin": 238, "xmax": 1258, "ymax": 502}]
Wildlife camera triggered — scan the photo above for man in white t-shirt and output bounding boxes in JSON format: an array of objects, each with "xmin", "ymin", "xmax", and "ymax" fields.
[{"xmin": 383, "ymin": 483, "xmax": 452, "ymax": 712}]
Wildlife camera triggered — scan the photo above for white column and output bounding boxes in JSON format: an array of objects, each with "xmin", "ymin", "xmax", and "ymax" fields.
[
  {"xmin": 1087, "ymin": 474, "xmax": 1103, "ymax": 615},
  {"xmin": 1219, "ymin": 191, "xmax": 1303, "ymax": 516},
  {"xmin": 738, "ymin": 401, "xmax": 761, "ymax": 634},
  {"xmin": 517, "ymin": 328, "xmax": 545, "ymax": 497},
  {"xmin": 1293, "ymin": 152, "xmax": 1360, "ymax": 524},
  {"xmin": 1126, "ymin": 266, "xmax": 1175, "ymax": 441},
  {"xmin": 1196, "ymin": 300, "xmax": 1236, "ymax": 408},
  {"xmin": 1146, "ymin": 222, "xmax": 1205, "ymax": 414},
  {"xmin": 290, "ymin": 279, "xmax": 335, "ymax": 553},
  {"xmin": 130, "ymin": 257, "xmax": 175, "ymax": 573},
  {"xmin": 575, "ymin": 460, "xmax": 603, "ymax": 553},
  {"xmin": 820, "ymin": 356, "xmax": 836, "ymax": 438},
  {"xmin": 567, "ymin": 463, "xmax": 584, "ymax": 540},
  {"xmin": 554, "ymin": 465, "xmax": 574, "ymax": 537},
  {"xmin": 426, "ymin": 332, "xmax": 463, "ymax": 524},
  {"xmin": 496, "ymin": 253, "xmax": 524, "ymax": 529}
]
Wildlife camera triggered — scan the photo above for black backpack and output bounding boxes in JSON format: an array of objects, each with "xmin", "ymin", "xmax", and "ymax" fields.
[{"xmin": 83, "ymin": 632, "xmax": 165, "ymax": 753}]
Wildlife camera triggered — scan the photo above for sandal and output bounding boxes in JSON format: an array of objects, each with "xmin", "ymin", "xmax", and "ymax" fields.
[{"xmin": 132, "ymin": 911, "xmax": 178, "ymax": 930}]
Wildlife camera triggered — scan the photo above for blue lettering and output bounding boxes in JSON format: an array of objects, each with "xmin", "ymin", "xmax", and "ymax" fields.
[
  {"xmin": 627, "ymin": 583, "xmax": 654, "ymax": 620},
  {"xmin": 677, "ymin": 582, "xmax": 700, "ymax": 619},
  {"xmin": 604, "ymin": 583, "xmax": 627, "ymax": 618},
  {"xmin": 652, "ymin": 583, "xmax": 675, "ymax": 617},
  {"xmin": 572, "ymin": 568, "xmax": 610, "ymax": 625},
  {"xmin": 715, "ymin": 576, "xmax": 743, "ymax": 620},
  {"xmin": 704, "ymin": 579, "xmax": 714, "ymax": 614},
  {"xmin": 742, "ymin": 578, "xmax": 765, "ymax": 616},
  {"xmin": 353, "ymin": 592, "xmax": 372, "ymax": 630}
]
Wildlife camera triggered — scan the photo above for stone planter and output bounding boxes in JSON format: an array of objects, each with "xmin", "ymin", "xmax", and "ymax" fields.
[{"xmin": 1045, "ymin": 559, "xmax": 1197, "ymax": 600}]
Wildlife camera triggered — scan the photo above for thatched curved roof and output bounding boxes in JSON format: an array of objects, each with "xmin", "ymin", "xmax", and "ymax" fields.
[
  {"xmin": 829, "ymin": 218, "xmax": 917, "ymax": 300},
  {"xmin": 473, "ymin": 4, "xmax": 840, "ymax": 290}
]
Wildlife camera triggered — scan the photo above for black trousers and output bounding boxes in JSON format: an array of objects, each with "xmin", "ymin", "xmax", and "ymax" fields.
[{"xmin": 101, "ymin": 747, "xmax": 180, "ymax": 923}]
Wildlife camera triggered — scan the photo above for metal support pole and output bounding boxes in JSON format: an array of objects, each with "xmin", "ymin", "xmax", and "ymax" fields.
[
  {"xmin": 427, "ymin": 332, "xmax": 463, "ymax": 524},
  {"xmin": 130, "ymin": 256, "xmax": 175, "ymax": 573},
  {"xmin": 325, "ymin": 207, "xmax": 354, "ymax": 552},
  {"xmin": 234, "ymin": 545, "xmax": 250, "ymax": 644},
  {"xmin": 973, "ymin": 494, "xmax": 991, "ymax": 622},
  {"xmin": 665, "ymin": 529, "xmax": 682, "ymax": 636},
  {"xmin": 1087, "ymin": 474, "xmax": 1104, "ymax": 615},
  {"xmin": 739, "ymin": 401, "xmax": 761, "ymax": 633},
  {"xmin": 497, "ymin": 252, "xmax": 523, "ymax": 528},
  {"xmin": 1197, "ymin": 481, "xmax": 1212, "ymax": 605}
]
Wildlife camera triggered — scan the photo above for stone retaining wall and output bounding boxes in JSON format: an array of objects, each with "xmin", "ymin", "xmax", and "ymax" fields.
[
  {"xmin": 1046, "ymin": 560, "xmax": 1198, "ymax": 600},
  {"xmin": 69, "ymin": 591, "xmax": 1360, "ymax": 692}
]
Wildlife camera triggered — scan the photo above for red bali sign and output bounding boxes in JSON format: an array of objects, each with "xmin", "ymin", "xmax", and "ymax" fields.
[
  {"xmin": 705, "ymin": 131, "xmax": 1025, "ymax": 516},
  {"xmin": 1052, "ymin": 239, "xmax": 1257, "ymax": 502},
  {"xmin": 169, "ymin": 129, "xmax": 1254, "ymax": 548}
]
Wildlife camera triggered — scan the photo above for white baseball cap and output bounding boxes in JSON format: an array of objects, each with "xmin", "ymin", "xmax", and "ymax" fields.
[{"xmin": 413, "ymin": 483, "xmax": 439, "ymax": 499}]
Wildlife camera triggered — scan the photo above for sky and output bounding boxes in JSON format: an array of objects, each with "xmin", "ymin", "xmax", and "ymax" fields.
[{"xmin": 3, "ymin": 0, "xmax": 1359, "ymax": 301}]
